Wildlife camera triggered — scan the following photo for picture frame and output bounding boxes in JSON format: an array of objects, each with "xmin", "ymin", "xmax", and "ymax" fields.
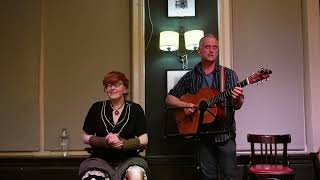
[
  {"xmin": 168, "ymin": 0, "xmax": 196, "ymax": 17},
  {"xmin": 166, "ymin": 69, "xmax": 190, "ymax": 93}
]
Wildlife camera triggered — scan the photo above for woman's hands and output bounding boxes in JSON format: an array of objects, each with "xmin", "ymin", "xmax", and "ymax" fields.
[
  {"xmin": 106, "ymin": 133, "xmax": 123, "ymax": 149},
  {"xmin": 106, "ymin": 133, "xmax": 147, "ymax": 151}
]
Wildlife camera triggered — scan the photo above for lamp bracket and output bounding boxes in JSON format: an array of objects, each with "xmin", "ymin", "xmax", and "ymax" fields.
[
  {"xmin": 166, "ymin": 47, "xmax": 196, "ymax": 61},
  {"xmin": 167, "ymin": 47, "xmax": 197, "ymax": 70}
]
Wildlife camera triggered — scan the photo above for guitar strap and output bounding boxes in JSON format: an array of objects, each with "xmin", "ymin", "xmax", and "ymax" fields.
[
  {"xmin": 220, "ymin": 66, "xmax": 225, "ymax": 92},
  {"xmin": 220, "ymin": 65, "xmax": 231, "ymax": 132}
]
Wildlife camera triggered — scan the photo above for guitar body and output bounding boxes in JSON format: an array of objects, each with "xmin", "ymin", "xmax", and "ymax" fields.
[
  {"xmin": 174, "ymin": 68, "xmax": 272, "ymax": 135},
  {"xmin": 176, "ymin": 87, "xmax": 225, "ymax": 135}
]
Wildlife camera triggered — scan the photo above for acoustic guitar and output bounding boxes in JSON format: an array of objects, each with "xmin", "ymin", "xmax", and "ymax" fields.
[{"xmin": 175, "ymin": 68, "xmax": 272, "ymax": 135}]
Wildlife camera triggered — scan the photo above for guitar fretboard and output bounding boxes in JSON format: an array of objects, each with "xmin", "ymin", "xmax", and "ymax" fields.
[{"xmin": 207, "ymin": 78, "xmax": 249, "ymax": 107}]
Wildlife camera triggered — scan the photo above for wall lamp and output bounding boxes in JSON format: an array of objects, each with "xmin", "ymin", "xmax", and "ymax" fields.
[{"xmin": 159, "ymin": 30, "xmax": 204, "ymax": 69}]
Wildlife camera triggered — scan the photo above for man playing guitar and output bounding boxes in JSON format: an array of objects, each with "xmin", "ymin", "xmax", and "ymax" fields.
[{"xmin": 165, "ymin": 34, "xmax": 244, "ymax": 180}]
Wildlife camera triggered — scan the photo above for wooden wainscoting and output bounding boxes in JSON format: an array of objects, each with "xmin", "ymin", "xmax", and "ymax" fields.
[{"xmin": 0, "ymin": 154, "xmax": 318, "ymax": 180}]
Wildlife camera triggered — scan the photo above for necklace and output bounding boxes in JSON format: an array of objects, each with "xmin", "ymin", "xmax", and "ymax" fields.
[{"xmin": 110, "ymin": 102, "xmax": 125, "ymax": 115}]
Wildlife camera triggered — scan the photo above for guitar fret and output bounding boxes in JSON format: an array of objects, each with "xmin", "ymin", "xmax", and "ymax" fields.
[
  {"xmin": 239, "ymin": 80, "xmax": 247, "ymax": 87},
  {"xmin": 209, "ymin": 89, "xmax": 231, "ymax": 106}
]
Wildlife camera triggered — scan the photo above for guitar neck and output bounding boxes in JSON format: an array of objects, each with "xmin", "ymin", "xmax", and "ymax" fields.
[{"xmin": 207, "ymin": 78, "xmax": 249, "ymax": 106}]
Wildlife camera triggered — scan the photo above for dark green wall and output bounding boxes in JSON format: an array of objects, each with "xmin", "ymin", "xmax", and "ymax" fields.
[{"xmin": 145, "ymin": 0, "xmax": 218, "ymax": 156}]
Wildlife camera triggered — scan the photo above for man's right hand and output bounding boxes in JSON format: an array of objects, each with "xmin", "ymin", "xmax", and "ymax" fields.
[
  {"xmin": 165, "ymin": 95, "xmax": 196, "ymax": 115},
  {"xmin": 183, "ymin": 102, "xmax": 196, "ymax": 115}
]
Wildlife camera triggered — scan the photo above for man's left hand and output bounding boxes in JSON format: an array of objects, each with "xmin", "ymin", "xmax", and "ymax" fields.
[{"xmin": 231, "ymin": 86, "xmax": 244, "ymax": 109}]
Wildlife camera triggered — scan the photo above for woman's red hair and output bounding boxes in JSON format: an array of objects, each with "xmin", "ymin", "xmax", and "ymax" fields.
[{"xmin": 103, "ymin": 71, "xmax": 129, "ymax": 88}]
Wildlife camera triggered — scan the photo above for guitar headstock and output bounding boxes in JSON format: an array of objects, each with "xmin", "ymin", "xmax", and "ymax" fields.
[{"xmin": 248, "ymin": 68, "xmax": 272, "ymax": 84}]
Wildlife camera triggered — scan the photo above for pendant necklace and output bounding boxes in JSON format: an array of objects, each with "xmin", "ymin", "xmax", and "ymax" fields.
[{"xmin": 110, "ymin": 102, "xmax": 125, "ymax": 115}]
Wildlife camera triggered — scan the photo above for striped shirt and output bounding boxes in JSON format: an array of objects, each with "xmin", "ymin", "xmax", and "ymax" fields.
[{"xmin": 169, "ymin": 62, "xmax": 239, "ymax": 143}]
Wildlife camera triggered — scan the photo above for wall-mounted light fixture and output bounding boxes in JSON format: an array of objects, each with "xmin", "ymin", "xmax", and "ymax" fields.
[{"xmin": 159, "ymin": 30, "xmax": 204, "ymax": 69}]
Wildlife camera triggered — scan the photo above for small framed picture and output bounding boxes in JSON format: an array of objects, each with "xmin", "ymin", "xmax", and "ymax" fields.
[
  {"xmin": 166, "ymin": 69, "xmax": 190, "ymax": 93},
  {"xmin": 168, "ymin": 0, "xmax": 196, "ymax": 17}
]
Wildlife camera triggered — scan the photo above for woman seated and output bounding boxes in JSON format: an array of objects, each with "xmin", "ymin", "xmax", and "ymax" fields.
[{"xmin": 79, "ymin": 71, "xmax": 149, "ymax": 180}]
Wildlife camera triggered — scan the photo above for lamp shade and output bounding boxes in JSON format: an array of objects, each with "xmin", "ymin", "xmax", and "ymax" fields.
[
  {"xmin": 184, "ymin": 30, "xmax": 204, "ymax": 50},
  {"xmin": 159, "ymin": 31, "xmax": 179, "ymax": 51}
]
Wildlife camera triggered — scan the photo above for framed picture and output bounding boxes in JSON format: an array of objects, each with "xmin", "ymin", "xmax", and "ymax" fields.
[
  {"xmin": 166, "ymin": 69, "xmax": 190, "ymax": 93},
  {"xmin": 168, "ymin": 0, "xmax": 196, "ymax": 17}
]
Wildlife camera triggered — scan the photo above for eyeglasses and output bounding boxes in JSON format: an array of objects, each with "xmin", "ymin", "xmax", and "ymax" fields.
[{"xmin": 106, "ymin": 83, "xmax": 124, "ymax": 89}]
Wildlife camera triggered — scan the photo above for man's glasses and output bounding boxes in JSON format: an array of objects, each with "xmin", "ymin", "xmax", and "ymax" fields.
[{"xmin": 106, "ymin": 83, "xmax": 124, "ymax": 89}]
